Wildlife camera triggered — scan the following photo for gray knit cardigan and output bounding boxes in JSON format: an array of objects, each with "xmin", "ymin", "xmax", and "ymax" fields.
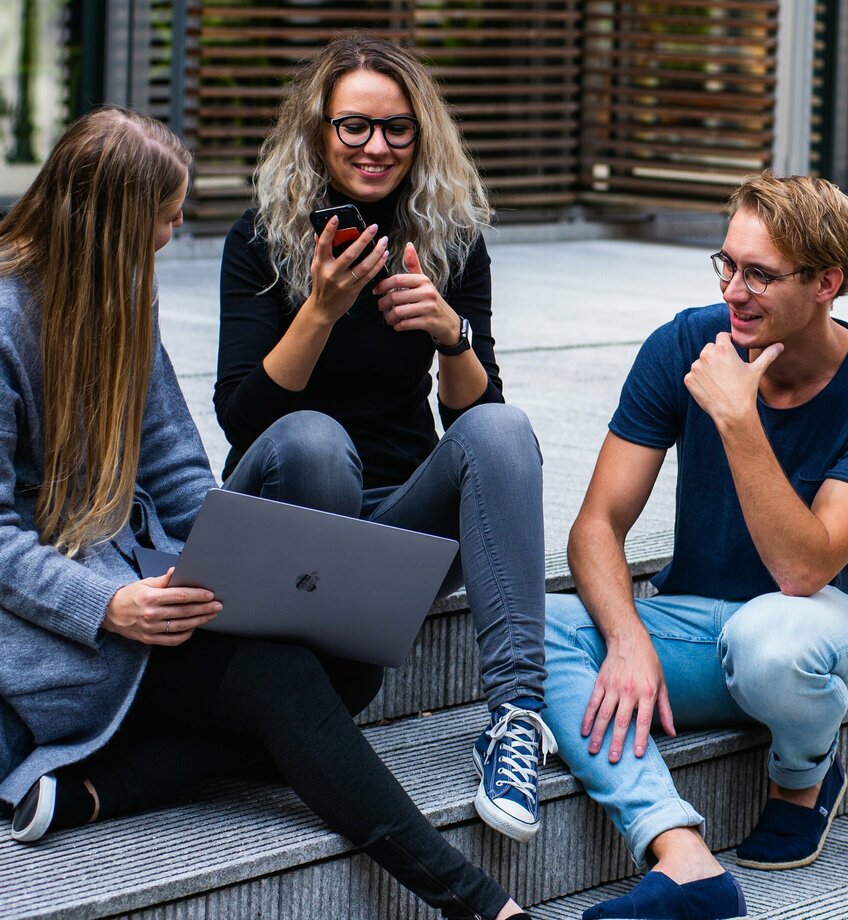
[{"xmin": 0, "ymin": 275, "xmax": 215, "ymax": 807}]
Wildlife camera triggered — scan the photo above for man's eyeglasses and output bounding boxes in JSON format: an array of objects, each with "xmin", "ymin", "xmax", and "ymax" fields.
[
  {"xmin": 710, "ymin": 251, "xmax": 802, "ymax": 295},
  {"xmin": 324, "ymin": 115, "xmax": 420, "ymax": 149}
]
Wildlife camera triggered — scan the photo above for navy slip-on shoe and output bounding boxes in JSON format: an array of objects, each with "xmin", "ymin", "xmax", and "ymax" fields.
[
  {"xmin": 736, "ymin": 755, "xmax": 847, "ymax": 870},
  {"xmin": 582, "ymin": 870, "xmax": 747, "ymax": 920}
]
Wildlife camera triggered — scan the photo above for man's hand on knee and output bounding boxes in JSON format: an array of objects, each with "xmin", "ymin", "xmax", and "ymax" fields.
[{"xmin": 581, "ymin": 628, "xmax": 676, "ymax": 763}]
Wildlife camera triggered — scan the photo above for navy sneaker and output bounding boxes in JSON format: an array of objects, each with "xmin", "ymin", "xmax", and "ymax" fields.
[
  {"xmin": 736, "ymin": 754, "xmax": 847, "ymax": 870},
  {"xmin": 472, "ymin": 703, "xmax": 557, "ymax": 842},
  {"xmin": 11, "ymin": 775, "xmax": 56, "ymax": 843},
  {"xmin": 582, "ymin": 870, "xmax": 747, "ymax": 919}
]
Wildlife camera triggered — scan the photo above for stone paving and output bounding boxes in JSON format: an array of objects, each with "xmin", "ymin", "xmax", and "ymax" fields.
[{"xmin": 156, "ymin": 232, "xmax": 847, "ymax": 555}]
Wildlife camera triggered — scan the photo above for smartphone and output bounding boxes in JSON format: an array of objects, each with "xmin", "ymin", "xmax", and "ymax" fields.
[{"xmin": 309, "ymin": 204, "xmax": 390, "ymax": 282}]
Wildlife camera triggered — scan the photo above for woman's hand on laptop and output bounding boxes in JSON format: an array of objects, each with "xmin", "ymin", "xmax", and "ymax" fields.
[{"xmin": 102, "ymin": 569, "xmax": 222, "ymax": 645}]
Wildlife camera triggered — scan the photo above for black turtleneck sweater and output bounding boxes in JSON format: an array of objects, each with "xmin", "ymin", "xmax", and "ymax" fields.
[{"xmin": 214, "ymin": 193, "xmax": 504, "ymax": 486}]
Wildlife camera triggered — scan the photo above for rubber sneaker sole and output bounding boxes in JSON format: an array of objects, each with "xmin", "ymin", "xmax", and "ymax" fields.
[
  {"xmin": 735, "ymin": 766, "xmax": 847, "ymax": 870},
  {"xmin": 472, "ymin": 746, "xmax": 538, "ymax": 843},
  {"xmin": 11, "ymin": 774, "xmax": 57, "ymax": 843}
]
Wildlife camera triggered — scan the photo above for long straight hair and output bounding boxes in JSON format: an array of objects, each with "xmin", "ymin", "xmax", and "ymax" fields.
[
  {"xmin": 255, "ymin": 31, "xmax": 491, "ymax": 307},
  {"xmin": 0, "ymin": 107, "xmax": 191, "ymax": 556}
]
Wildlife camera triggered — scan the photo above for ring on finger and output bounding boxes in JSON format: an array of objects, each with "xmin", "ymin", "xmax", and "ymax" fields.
[
  {"xmin": 349, "ymin": 268, "xmax": 361, "ymax": 281},
  {"xmin": 165, "ymin": 619, "xmax": 171, "ymax": 634}
]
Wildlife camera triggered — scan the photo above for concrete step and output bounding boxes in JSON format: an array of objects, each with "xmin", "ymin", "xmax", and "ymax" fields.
[
  {"xmin": 3, "ymin": 702, "xmax": 844, "ymax": 919},
  {"xmin": 359, "ymin": 530, "xmax": 673, "ymax": 723},
  {"xmin": 533, "ymin": 816, "xmax": 848, "ymax": 918}
]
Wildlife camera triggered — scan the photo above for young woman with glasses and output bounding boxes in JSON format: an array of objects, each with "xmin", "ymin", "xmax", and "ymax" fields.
[
  {"xmin": 0, "ymin": 105, "xmax": 532, "ymax": 920},
  {"xmin": 215, "ymin": 31, "xmax": 553, "ymax": 849}
]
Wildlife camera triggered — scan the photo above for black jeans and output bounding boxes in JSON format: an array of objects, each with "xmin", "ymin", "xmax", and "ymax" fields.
[{"xmin": 65, "ymin": 632, "xmax": 509, "ymax": 920}]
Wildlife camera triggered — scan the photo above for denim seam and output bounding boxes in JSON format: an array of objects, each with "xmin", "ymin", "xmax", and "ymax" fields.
[
  {"xmin": 444, "ymin": 428, "xmax": 523, "ymax": 705},
  {"xmin": 368, "ymin": 415, "xmax": 543, "ymax": 707},
  {"xmin": 262, "ymin": 436, "xmax": 281, "ymax": 489},
  {"xmin": 364, "ymin": 437, "xmax": 459, "ymax": 521}
]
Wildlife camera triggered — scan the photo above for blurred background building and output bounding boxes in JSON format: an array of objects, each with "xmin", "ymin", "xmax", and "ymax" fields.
[{"xmin": 1, "ymin": 1, "xmax": 846, "ymax": 239}]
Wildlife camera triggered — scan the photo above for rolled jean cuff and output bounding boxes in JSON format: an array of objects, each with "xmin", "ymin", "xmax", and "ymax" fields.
[
  {"xmin": 627, "ymin": 798, "xmax": 706, "ymax": 870},
  {"xmin": 486, "ymin": 684, "xmax": 545, "ymax": 711},
  {"xmin": 768, "ymin": 734, "xmax": 840, "ymax": 790}
]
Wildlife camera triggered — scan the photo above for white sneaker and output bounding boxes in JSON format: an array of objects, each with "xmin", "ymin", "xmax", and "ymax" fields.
[{"xmin": 11, "ymin": 774, "xmax": 57, "ymax": 843}]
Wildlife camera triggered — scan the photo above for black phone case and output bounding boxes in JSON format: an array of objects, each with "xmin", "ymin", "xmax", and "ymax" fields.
[
  {"xmin": 309, "ymin": 205, "xmax": 389, "ymax": 282},
  {"xmin": 309, "ymin": 204, "xmax": 366, "ymax": 239}
]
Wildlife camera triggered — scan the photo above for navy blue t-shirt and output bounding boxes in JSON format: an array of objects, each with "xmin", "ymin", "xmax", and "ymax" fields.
[{"xmin": 610, "ymin": 303, "xmax": 848, "ymax": 601}]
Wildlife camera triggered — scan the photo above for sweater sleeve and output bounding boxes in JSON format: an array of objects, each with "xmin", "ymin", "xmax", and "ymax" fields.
[
  {"xmin": 437, "ymin": 234, "xmax": 505, "ymax": 431},
  {"xmin": 136, "ymin": 293, "xmax": 216, "ymax": 543},
  {"xmin": 215, "ymin": 211, "xmax": 310, "ymax": 452},
  {"xmin": 0, "ymin": 340, "xmax": 125, "ymax": 649}
]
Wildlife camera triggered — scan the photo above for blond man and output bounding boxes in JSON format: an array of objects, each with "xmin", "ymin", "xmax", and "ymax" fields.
[{"xmin": 545, "ymin": 173, "xmax": 848, "ymax": 920}]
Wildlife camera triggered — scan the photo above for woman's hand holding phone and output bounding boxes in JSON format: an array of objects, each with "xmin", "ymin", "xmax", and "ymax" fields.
[{"xmin": 307, "ymin": 216, "xmax": 390, "ymax": 325}]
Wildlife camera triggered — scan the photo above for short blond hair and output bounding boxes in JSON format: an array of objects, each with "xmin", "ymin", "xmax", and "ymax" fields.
[{"xmin": 729, "ymin": 171, "xmax": 848, "ymax": 298}]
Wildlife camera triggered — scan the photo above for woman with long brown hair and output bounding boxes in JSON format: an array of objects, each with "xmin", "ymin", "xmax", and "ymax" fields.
[{"xmin": 0, "ymin": 106, "xmax": 531, "ymax": 920}]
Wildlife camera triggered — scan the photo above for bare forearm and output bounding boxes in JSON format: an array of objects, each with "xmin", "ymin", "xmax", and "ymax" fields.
[
  {"xmin": 569, "ymin": 511, "xmax": 676, "ymax": 757},
  {"xmin": 719, "ymin": 414, "xmax": 837, "ymax": 594},
  {"xmin": 437, "ymin": 351, "xmax": 489, "ymax": 409},
  {"xmin": 568, "ymin": 515, "xmax": 647, "ymax": 643},
  {"xmin": 262, "ymin": 296, "xmax": 334, "ymax": 392},
  {"xmin": 566, "ymin": 436, "xmax": 675, "ymax": 757}
]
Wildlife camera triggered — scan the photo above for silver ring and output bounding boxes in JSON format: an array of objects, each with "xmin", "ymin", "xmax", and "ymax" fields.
[
  {"xmin": 349, "ymin": 268, "xmax": 361, "ymax": 281},
  {"xmin": 165, "ymin": 620, "xmax": 171, "ymax": 634}
]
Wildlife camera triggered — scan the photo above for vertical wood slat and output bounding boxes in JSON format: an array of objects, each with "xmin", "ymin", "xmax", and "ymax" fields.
[{"xmin": 580, "ymin": 1, "xmax": 780, "ymax": 204}]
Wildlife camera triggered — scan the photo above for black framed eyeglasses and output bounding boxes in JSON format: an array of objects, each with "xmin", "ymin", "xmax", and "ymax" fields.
[
  {"xmin": 710, "ymin": 251, "xmax": 802, "ymax": 295},
  {"xmin": 324, "ymin": 114, "xmax": 420, "ymax": 149}
]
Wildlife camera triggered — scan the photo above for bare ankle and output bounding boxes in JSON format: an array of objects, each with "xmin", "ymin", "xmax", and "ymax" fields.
[
  {"xmin": 495, "ymin": 898, "xmax": 525, "ymax": 920},
  {"xmin": 650, "ymin": 827, "xmax": 724, "ymax": 885},
  {"xmin": 83, "ymin": 779, "xmax": 100, "ymax": 824},
  {"xmin": 769, "ymin": 780, "xmax": 821, "ymax": 809}
]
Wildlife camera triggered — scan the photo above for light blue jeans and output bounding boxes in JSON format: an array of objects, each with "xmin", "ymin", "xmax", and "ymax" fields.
[
  {"xmin": 223, "ymin": 405, "xmax": 547, "ymax": 708},
  {"xmin": 544, "ymin": 588, "xmax": 848, "ymax": 867}
]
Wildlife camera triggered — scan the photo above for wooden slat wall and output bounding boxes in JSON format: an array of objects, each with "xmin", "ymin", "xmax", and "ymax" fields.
[
  {"xmin": 414, "ymin": 1, "xmax": 582, "ymax": 211},
  {"xmin": 169, "ymin": 0, "xmax": 782, "ymax": 228},
  {"xmin": 181, "ymin": 0, "xmax": 581, "ymax": 227},
  {"xmin": 580, "ymin": 1, "xmax": 779, "ymax": 206},
  {"xmin": 809, "ymin": 1, "xmax": 830, "ymax": 177},
  {"xmin": 148, "ymin": 0, "xmax": 178, "ymax": 123}
]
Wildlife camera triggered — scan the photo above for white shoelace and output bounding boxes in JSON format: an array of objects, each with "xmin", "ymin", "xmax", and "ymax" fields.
[{"xmin": 484, "ymin": 705, "xmax": 558, "ymax": 806}]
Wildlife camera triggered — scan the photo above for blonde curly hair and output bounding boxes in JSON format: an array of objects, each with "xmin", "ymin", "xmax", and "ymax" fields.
[{"xmin": 254, "ymin": 31, "xmax": 491, "ymax": 307}]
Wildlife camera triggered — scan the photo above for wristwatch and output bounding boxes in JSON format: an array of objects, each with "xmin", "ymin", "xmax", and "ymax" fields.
[{"xmin": 433, "ymin": 316, "xmax": 472, "ymax": 356}]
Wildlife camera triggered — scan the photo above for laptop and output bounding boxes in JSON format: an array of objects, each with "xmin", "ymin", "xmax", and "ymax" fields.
[{"xmin": 133, "ymin": 489, "xmax": 458, "ymax": 667}]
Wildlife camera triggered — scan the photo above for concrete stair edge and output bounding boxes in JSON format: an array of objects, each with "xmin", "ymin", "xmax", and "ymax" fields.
[{"xmin": 4, "ymin": 711, "xmax": 844, "ymax": 920}]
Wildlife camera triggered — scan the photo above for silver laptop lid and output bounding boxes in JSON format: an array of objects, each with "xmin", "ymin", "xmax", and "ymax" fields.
[{"xmin": 169, "ymin": 489, "xmax": 458, "ymax": 667}]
